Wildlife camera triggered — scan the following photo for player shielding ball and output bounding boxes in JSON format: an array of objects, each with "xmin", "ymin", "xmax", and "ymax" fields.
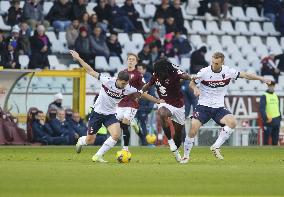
[
  {"xmin": 142, "ymin": 59, "xmax": 197, "ymax": 162},
  {"xmin": 180, "ymin": 52, "xmax": 271, "ymax": 163},
  {"xmin": 70, "ymin": 50, "xmax": 163, "ymax": 162}
]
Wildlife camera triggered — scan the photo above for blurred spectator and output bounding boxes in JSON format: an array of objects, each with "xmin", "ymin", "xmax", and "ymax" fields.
[
  {"xmin": 46, "ymin": 0, "xmax": 72, "ymax": 32},
  {"xmin": 93, "ymin": 0, "xmax": 112, "ymax": 30},
  {"xmin": 48, "ymin": 93, "xmax": 64, "ymax": 112},
  {"xmin": 260, "ymin": 55, "xmax": 280, "ymax": 82},
  {"xmin": 136, "ymin": 63, "xmax": 155, "ymax": 145},
  {"xmin": 263, "ymin": 0, "xmax": 280, "ymax": 24},
  {"xmin": 70, "ymin": 112, "xmax": 87, "ymax": 137},
  {"xmin": 170, "ymin": 0, "xmax": 187, "ymax": 34},
  {"xmin": 274, "ymin": 53, "xmax": 284, "ymax": 72},
  {"xmin": 74, "ymin": 26, "xmax": 92, "ymax": 64},
  {"xmin": 7, "ymin": 0, "xmax": 23, "ymax": 26},
  {"xmin": 109, "ymin": 0, "xmax": 136, "ymax": 33},
  {"xmin": 66, "ymin": 19, "xmax": 80, "ymax": 49},
  {"xmin": 32, "ymin": 111, "xmax": 68, "ymax": 145},
  {"xmin": 29, "ymin": 25, "xmax": 51, "ymax": 69},
  {"xmin": 165, "ymin": 17, "xmax": 178, "ymax": 33},
  {"xmin": 259, "ymin": 81, "xmax": 281, "ymax": 145},
  {"xmin": 79, "ymin": 12, "xmax": 90, "ymax": 29},
  {"xmin": 106, "ymin": 32, "xmax": 123, "ymax": 62},
  {"xmin": 71, "ymin": 0, "xmax": 87, "ymax": 20},
  {"xmin": 163, "ymin": 32, "xmax": 175, "ymax": 57},
  {"xmin": 48, "ymin": 109, "xmax": 78, "ymax": 145},
  {"xmin": 149, "ymin": 44, "xmax": 162, "ymax": 72},
  {"xmin": 65, "ymin": 108, "xmax": 73, "ymax": 122},
  {"xmin": 89, "ymin": 26, "xmax": 110, "ymax": 58},
  {"xmin": 1, "ymin": 42, "xmax": 20, "ymax": 69},
  {"xmin": 19, "ymin": 22, "xmax": 32, "ymax": 55},
  {"xmin": 277, "ymin": 2, "xmax": 284, "ymax": 35},
  {"xmin": 145, "ymin": 28, "xmax": 162, "ymax": 51},
  {"xmin": 154, "ymin": 0, "xmax": 171, "ymax": 20},
  {"xmin": 5, "ymin": 25, "xmax": 25, "ymax": 55},
  {"xmin": 138, "ymin": 44, "xmax": 152, "ymax": 70},
  {"xmin": 198, "ymin": 0, "xmax": 210, "ymax": 16},
  {"xmin": 121, "ymin": 0, "xmax": 144, "ymax": 32},
  {"xmin": 181, "ymin": 80, "xmax": 197, "ymax": 118},
  {"xmin": 23, "ymin": 0, "xmax": 49, "ymax": 30},
  {"xmin": 211, "ymin": 0, "xmax": 228, "ymax": 19},
  {"xmin": 190, "ymin": 46, "xmax": 208, "ymax": 74},
  {"xmin": 0, "ymin": 31, "xmax": 6, "ymax": 64},
  {"xmin": 151, "ymin": 16, "xmax": 166, "ymax": 38},
  {"xmin": 88, "ymin": 14, "xmax": 107, "ymax": 34},
  {"xmin": 173, "ymin": 32, "xmax": 192, "ymax": 58}
]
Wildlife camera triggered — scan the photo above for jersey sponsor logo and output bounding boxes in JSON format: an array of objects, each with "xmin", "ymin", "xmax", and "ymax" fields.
[
  {"xmin": 201, "ymin": 78, "xmax": 231, "ymax": 88},
  {"xmin": 102, "ymin": 85, "xmax": 125, "ymax": 99}
]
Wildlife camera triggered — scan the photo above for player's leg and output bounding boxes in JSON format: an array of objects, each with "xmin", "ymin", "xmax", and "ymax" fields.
[
  {"xmin": 172, "ymin": 122, "xmax": 183, "ymax": 149},
  {"xmin": 171, "ymin": 106, "xmax": 186, "ymax": 149},
  {"xmin": 92, "ymin": 115, "xmax": 121, "ymax": 162},
  {"xmin": 211, "ymin": 109, "xmax": 237, "ymax": 159},
  {"xmin": 75, "ymin": 112, "xmax": 102, "ymax": 153}
]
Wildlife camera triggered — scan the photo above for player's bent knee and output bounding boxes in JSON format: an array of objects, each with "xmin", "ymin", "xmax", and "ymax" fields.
[
  {"xmin": 86, "ymin": 135, "xmax": 95, "ymax": 144},
  {"xmin": 122, "ymin": 118, "xmax": 130, "ymax": 125},
  {"xmin": 227, "ymin": 118, "xmax": 237, "ymax": 129}
]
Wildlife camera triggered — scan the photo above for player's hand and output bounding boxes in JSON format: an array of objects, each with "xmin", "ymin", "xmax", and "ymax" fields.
[
  {"xmin": 70, "ymin": 50, "xmax": 80, "ymax": 60},
  {"xmin": 158, "ymin": 99, "xmax": 165, "ymax": 104},
  {"xmin": 193, "ymin": 87, "xmax": 200, "ymax": 97},
  {"xmin": 266, "ymin": 115, "xmax": 272, "ymax": 123},
  {"xmin": 261, "ymin": 78, "xmax": 272, "ymax": 85}
]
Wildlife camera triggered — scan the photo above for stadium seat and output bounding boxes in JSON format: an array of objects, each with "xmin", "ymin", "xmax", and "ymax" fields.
[
  {"xmin": 235, "ymin": 36, "xmax": 249, "ymax": 49},
  {"xmin": 249, "ymin": 22, "xmax": 267, "ymax": 36},
  {"xmin": 235, "ymin": 21, "xmax": 253, "ymax": 36},
  {"xmin": 181, "ymin": 3, "xmax": 194, "ymax": 20},
  {"xmin": 250, "ymin": 36, "xmax": 263, "ymax": 49},
  {"xmin": 226, "ymin": 44, "xmax": 239, "ymax": 56},
  {"xmin": 180, "ymin": 57, "xmax": 190, "ymax": 72},
  {"xmin": 95, "ymin": 56, "xmax": 110, "ymax": 71},
  {"xmin": 230, "ymin": 50, "xmax": 243, "ymax": 63},
  {"xmin": 191, "ymin": 20, "xmax": 208, "ymax": 35},
  {"xmin": 168, "ymin": 57, "xmax": 179, "ymax": 65},
  {"xmin": 184, "ymin": 20, "xmax": 192, "ymax": 33},
  {"xmin": 266, "ymin": 37, "xmax": 282, "ymax": 54},
  {"xmin": 221, "ymin": 35, "xmax": 235, "ymax": 49},
  {"xmin": 240, "ymin": 45, "xmax": 255, "ymax": 59},
  {"xmin": 232, "ymin": 7, "xmax": 250, "ymax": 21},
  {"xmin": 0, "ymin": 16, "xmax": 11, "ymax": 31},
  {"xmin": 46, "ymin": 31, "xmax": 67, "ymax": 53},
  {"xmin": 48, "ymin": 55, "xmax": 67, "ymax": 70},
  {"xmin": 280, "ymin": 37, "xmax": 284, "ymax": 50},
  {"xmin": 144, "ymin": 4, "xmax": 156, "ymax": 18},
  {"xmin": 19, "ymin": 55, "xmax": 29, "ymax": 69},
  {"xmin": 132, "ymin": 33, "xmax": 144, "ymax": 43},
  {"xmin": 263, "ymin": 22, "xmax": 280, "ymax": 36},
  {"xmin": 43, "ymin": 2, "xmax": 53, "ymax": 15},
  {"xmin": 109, "ymin": 56, "xmax": 123, "ymax": 70},
  {"xmin": 206, "ymin": 35, "xmax": 220, "ymax": 46},
  {"xmin": 137, "ymin": 18, "xmax": 150, "ymax": 33},
  {"xmin": 189, "ymin": 35, "xmax": 203, "ymax": 48},
  {"xmin": 255, "ymin": 45, "xmax": 269, "ymax": 58},
  {"xmin": 236, "ymin": 59, "xmax": 250, "ymax": 71},
  {"xmin": 278, "ymin": 75, "xmax": 284, "ymax": 85},
  {"xmin": 206, "ymin": 21, "xmax": 224, "ymax": 35},
  {"xmin": 246, "ymin": 7, "xmax": 266, "ymax": 21},
  {"xmin": 118, "ymin": 33, "xmax": 131, "ymax": 46},
  {"xmin": 221, "ymin": 21, "xmax": 238, "ymax": 35},
  {"xmin": 0, "ymin": 1, "xmax": 10, "ymax": 14},
  {"xmin": 69, "ymin": 64, "xmax": 80, "ymax": 70},
  {"xmin": 86, "ymin": 2, "xmax": 96, "ymax": 15},
  {"xmin": 134, "ymin": 4, "xmax": 148, "ymax": 18}
]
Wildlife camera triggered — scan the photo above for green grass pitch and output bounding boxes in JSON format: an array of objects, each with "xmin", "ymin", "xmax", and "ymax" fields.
[{"xmin": 0, "ymin": 146, "xmax": 284, "ymax": 197}]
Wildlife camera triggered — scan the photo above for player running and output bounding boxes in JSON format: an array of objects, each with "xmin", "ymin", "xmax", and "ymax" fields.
[
  {"xmin": 70, "ymin": 50, "xmax": 163, "ymax": 162},
  {"xmin": 180, "ymin": 52, "xmax": 271, "ymax": 163},
  {"xmin": 142, "ymin": 59, "xmax": 197, "ymax": 162}
]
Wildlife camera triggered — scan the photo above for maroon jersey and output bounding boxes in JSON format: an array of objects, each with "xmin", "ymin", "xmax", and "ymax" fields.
[
  {"xmin": 149, "ymin": 69, "xmax": 185, "ymax": 108},
  {"xmin": 118, "ymin": 69, "xmax": 145, "ymax": 109}
]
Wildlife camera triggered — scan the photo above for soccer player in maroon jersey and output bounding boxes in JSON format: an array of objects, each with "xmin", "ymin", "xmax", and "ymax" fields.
[
  {"xmin": 116, "ymin": 53, "xmax": 160, "ymax": 151},
  {"xmin": 142, "ymin": 59, "xmax": 196, "ymax": 162}
]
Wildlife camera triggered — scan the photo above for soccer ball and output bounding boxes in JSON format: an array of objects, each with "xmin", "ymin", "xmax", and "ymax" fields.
[
  {"xmin": 146, "ymin": 134, "xmax": 157, "ymax": 144},
  {"xmin": 116, "ymin": 150, "xmax": 131, "ymax": 163}
]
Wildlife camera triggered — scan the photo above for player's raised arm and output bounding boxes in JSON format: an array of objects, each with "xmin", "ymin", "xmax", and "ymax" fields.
[
  {"xmin": 70, "ymin": 50, "xmax": 99, "ymax": 79},
  {"xmin": 239, "ymin": 72, "xmax": 271, "ymax": 85}
]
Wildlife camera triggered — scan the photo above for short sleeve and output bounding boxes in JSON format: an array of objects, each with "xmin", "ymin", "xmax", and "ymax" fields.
[
  {"xmin": 98, "ymin": 74, "xmax": 111, "ymax": 84},
  {"xmin": 194, "ymin": 68, "xmax": 205, "ymax": 84},
  {"xmin": 228, "ymin": 67, "xmax": 240, "ymax": 80},
  {"xmin": 125, "ymin": 85, "xmax": 138, "ymax": 95}
]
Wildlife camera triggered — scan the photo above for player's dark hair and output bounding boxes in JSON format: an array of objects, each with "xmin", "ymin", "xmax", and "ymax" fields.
[
  {"xmin": 35, "ymin": 110, "xmax": 43, "ymax": 115},
  {"xmin": 117, "ymin": 70, "xmax": 130, "ymax": 81},
  {"xmin": 136, "ymin": 63, "xmax": 147, "ymax": 70},
  {"xmin": 153, "ymin": 58, "xmax": 176, "ymax": 80}
]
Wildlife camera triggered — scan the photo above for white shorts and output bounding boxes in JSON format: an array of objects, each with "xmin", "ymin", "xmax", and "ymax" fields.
[
  {"xmin": 116, "ymin": 107, "xmax": 138, "ymax": 122},
  {"xmin": 158, "ymin": 103, "xmax": 185, "ymax": 125}
]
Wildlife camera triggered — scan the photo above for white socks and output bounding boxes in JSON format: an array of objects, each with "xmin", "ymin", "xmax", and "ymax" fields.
[
  {"xmin": 96, "ymin": 136, "xmax": 117, "ymax": 156},
  {"xmin": 168, "ymin": 139, "xmax": 177, "ymax": 151},
  {"xmin": 78, "ymin": 136, "xmax": 87, "ymax": 145},
  {"xmin": 183, "ymin": 137, "xmax": 195, "ymax": 158},
  {"xmin": 212, "ymin": 126, "xmax": 234, "ymax": 149},
  {"xmin": 122, "ymin": 146, "xmax": 129, "ymax": 151}
]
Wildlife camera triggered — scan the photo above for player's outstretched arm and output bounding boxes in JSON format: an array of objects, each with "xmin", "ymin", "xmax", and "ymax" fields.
[
  {"xmin": 239, "ymin": 72, "xmax": 271, "ymax": 84},
  {"xmin": 181, "ymin": 73, "xmax": 199, "ymax": 81},
  {"xmin": 141, "ymin": 93, "xmax": 165, "ymax": 104},
  {"xmin": 189, "ymin": 80, "xmax": 200, "ymax": 97},
  {"xmin": 70, "ymin": 50, "xmax": 99, "ymax": 79},
  {"xmin": 141, "ymin": 82, "xmax": 151, "ymax": 93}
]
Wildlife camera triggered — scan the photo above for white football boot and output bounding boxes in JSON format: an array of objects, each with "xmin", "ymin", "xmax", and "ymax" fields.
[
  {"xmin": 180, "ymin": 157, "xmax": 190, "ymax": 164},
  {"xmin": 75, "ymin": 141, "xmax": 83, "ymax": 154},
  {"xmin": 92, "ymin": 154, "xmax": 108, "ymax": 163},
  {"xmin": 210, "ymin": 146, "xmax": 224, "ymax": 160},
  {"xmin": 169, "ymin": 142, "xmax": 181, "ymax": 162}
]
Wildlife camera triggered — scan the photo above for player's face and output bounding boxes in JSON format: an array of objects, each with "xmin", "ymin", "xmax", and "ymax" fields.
[
  {"xmin": 211, "ymin": 57, "xmax": 223, "ymax": 72},
  {"xmin": 127, "ymin": 55, "xmax": 138, "ymax": 69},
  {"xmin": 116, "ymin": 80, "xmax": 129, "ymax": 89},
  {"xmin": 137, "ymin": 66, "xmax": 146, "ymax": 75}
]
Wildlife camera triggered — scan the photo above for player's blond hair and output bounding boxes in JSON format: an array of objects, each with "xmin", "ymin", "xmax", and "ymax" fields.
[
  {"xmin": 127, "ymin": 53, "xmax": 139, "ymax": 62},
  {"xmin": 212, "ymin": 52, "xmax": 225, "ymax": 61}
]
